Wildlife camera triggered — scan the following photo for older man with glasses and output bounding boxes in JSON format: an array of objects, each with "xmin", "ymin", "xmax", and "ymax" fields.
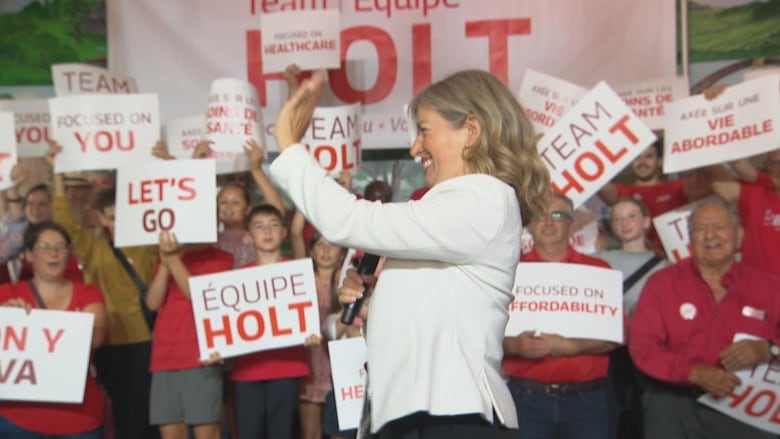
[{"xmin": 503, "ymin": 193, "xmax": 621, "ymax": 439}]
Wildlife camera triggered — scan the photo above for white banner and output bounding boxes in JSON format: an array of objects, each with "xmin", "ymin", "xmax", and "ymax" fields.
[
  {"xmin": 537, "ymin": 81, "xmax": 657, "ymax": 209},
  {"xmin": 0, "ymin": 112, "xmax": 17, "ymax": 192},
  {"xmin": 0, "ymin": 99, "xmax": 50, "ymax": 157},
  {"xmin": 0, "ymin": 308, "xmax": 94, "ymax": 403},
  {"xmin": 518, "ymin": 69, "xmax": 587, "ymax": 135},
  {"xmin": 615, "ymin": 76, "xmax": 690, "ymax": 130},
  {"xmin": 107, "ymin": 0, "xmax": 677, "ymax": 149},
  {"xmin": 49, "ymin": 94, "xmax": 161, "ymax": 172},
  {"xmin": 506, "ymin": 262, "xmax": 623, "ymax": 343},
  {"xmin": 189, "ymin": 259, "xmax": 320, "ymax": 361},
  {"xmin": 165, "ymin": 116, "xmax": 251, "ymax": 175},
  {"xmin": 653, "ymin": 202, "xmax": 695, "ymax": 263},
  {"xmin": 114, "ymin": 159, "xmax": 217, "ymax": 247},
  {"xmin": 51, "ymin": 63, "xmax": 139, "ymax": 96},
  {"xmin": 302, "ymin": 104, "xmax": 362, "ymax": 177},
  {"xmin": 663, "ymin": 74, "xmax": 780, "ymax": 174},
  {"xmin": 699, "ymin": 334, "xmax": 780, "ymax": 435},
  {"xmin": 205, "ymin": 79, "xmax": 265, "ymax": 152},
  {"xmin": 328, "ymin": 337, "xmax": 367, "ymax": 431},
  {"xmin": 261, "ymin": 9, "xmax": 341, "ymax": 74}
]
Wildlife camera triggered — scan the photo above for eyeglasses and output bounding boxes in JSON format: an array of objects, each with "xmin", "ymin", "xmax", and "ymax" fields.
[
  {"xmin": 532, "ymin": 210, "xmax": 572, "ymax": 222},
  {"xmin": 33, "ymin": 243, "xmax": 70, "ymax": 254}
]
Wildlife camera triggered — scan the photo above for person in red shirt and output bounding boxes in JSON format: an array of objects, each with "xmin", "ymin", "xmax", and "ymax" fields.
[
  {"xmin": 145, "ymin": 231, "xmax": 233, "ymax": 439},
  {"xmin": 0, "ymin": 221, "xmax": 107, "ymax": 438},
  {"xmin": 629, "ymin": 198, "xmax": 779, "ymax": 439},
  {"xmin": 503, "ymin": 193, "xmax": 620, "ymax": 439},
  {"xmin": 712, "ymin": 149, "xmax": 780, "ymax": 277}
]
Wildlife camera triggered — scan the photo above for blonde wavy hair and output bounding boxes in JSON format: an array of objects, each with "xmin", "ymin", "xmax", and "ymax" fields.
[{"xmin": 408, "ymin": 70, "xmax": 551, "ymax": 225}]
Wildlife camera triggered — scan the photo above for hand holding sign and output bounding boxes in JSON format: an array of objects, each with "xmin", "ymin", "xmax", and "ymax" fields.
[
  {"xmin": 720, "ymin": 339, "xmax": 772, "ymax": 372},
  {"xmin": 690, "ymin": 364, "xmax": 741, "ymax": 398},
  {"xmin": 158, "ymin": 231, "xmax": 181, "ymax": 265},
  {"xmin": 504, "ymin": 331, "xmax": 552, "ymax": 359},
  {"xmin": 243, "ymin": 139, "xmax": 266, "ymax": 171}
]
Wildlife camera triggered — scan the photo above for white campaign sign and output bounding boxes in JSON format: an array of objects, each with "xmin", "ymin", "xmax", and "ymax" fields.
[
  {"xmin": 302, "ymin": 104, "xmax": 362, "ymax": 177},
  {"xmin": 261, "ymin": 9, "xmax": 341, "ymax": 73},
  {"xmin": 663, "ymin": 74, "xmax": 780, "ymax": 174},
  {"xmin": 205, "ymin": 79, "xmax": 265, "ymax": 152},
  {"xmin": 108, "ymin": 0, "xmax": 677, "ymax": 149},
  {"xmin": 329, "ymin": 337, "xmax": 367, "ymax": 431},
  {"xmin": 615, "ymin": 76, "xmax": 690, "ymax": 130},
  {"xmin": 0, "ymin": 308, "xmax": 94, "ymax": 403},
  {"xmin": 653, "ymin": 202, "xmax": 695, "ymax": 263},
  {"xmin": 49, "ymin": 93, "xmax": 161, "ymax": 172},
  {"xmin": 518, "ymin": 69, "xmax": 587, "ymax": 135},
  {"xmin": 699, "ymin": 334, "xmax": 780, "ymax": 434},
  {"xmin": 114, "ymin": 159, "xmax": 217, "ymax": 247},
  {"xmin": 51, "ymin": 63, "xmax": 139, "ymax": 96},
  {"xmin": 0, "ymin": 99, "xmax": 50, "ymax": 157},
  {"xmin": 537, "ymin": 81, "xmax": 657, "ymax": 208},
  {"xmin": 0, "ymin": 112, "xmax": 17, "ymax": 192},
  {"xmin": 189, "ymin": 259, "xmax": 320, "ymax": 361},
  {"xmin": 164, "ymin": 116, "xmax": 250, "ymax": 175},
  {"xmin": 505, "ymin": 262, "xmax": 623, "ymax": 343}
]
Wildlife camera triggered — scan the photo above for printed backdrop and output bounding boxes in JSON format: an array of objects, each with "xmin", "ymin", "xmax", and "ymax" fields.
[{"xmin": 106, "ymin": 0, "xmax": 677, "ymax": 149}]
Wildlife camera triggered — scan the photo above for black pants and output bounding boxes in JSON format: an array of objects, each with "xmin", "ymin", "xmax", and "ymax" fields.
[
  {"xmin": 94, "ymin": 341, "xmax": 159, "ymax": 439},
  {"xmin": 376, "ymin": 412, "xmax": 516, "ymax": 439}
]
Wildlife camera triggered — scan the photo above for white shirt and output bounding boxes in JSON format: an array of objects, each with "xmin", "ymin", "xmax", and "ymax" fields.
[{"xmin": 270, "ymin": 144, "xmax": 520, "ymax": 431}]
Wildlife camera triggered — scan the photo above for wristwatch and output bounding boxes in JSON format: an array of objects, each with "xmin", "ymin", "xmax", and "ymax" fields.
[{"xmin": 768, "ymin": 339, "xmax": 780, "ymax": 360}]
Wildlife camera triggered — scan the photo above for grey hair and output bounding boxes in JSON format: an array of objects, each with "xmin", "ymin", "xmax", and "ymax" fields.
[
  {"xmin": 687, "ymin": 196, "xmax": 741, "ymax": 238},
  {"xmin": 551, "ymin": 192, "xmax": 575, "ymax": 219}
]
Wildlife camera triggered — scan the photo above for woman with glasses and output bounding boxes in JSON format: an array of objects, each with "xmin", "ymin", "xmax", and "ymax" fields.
[{"xmin": 0, "ymin": 221, "xmax": 108, "ymax": 438}]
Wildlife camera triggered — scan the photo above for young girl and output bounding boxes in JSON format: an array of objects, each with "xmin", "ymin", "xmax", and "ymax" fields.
[{"xmin": 298, "ymin": 231, "xmax": 347, "ymax": 439}]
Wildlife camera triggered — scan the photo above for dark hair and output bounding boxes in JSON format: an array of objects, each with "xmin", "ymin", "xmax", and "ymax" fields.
[
  {"xmin": 218, "ymin": 183, "xmax": 251, "ymax": 206},
  {"xmin": 23, "ymin": 183, "xmax": 51, "ymax": 206},
  {"xmin": 96, "ymin": 188, "xmax": 116, "ymax": 211},
  {"xmin": 245, "ymin": 204, "xmax": 285, "ymax": 229},
  {"xmin": 364, "ymin": 180, "xmax": 393, "ymax": 203},
  {"xmin": 23, "ymin": 221, "xmax": 71, "ymax": 251}
]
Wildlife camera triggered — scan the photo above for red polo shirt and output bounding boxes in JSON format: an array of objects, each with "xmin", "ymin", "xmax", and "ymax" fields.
[
  {"xmin": 503, "ymin": 247, "xmax": 613, "ymax": 383},
  {"xmin": 629, "ymin": 258, "xmax": 780, "ymax": 385},
  {"xmin": 738, "ymin": 181, "xmax": 780, "ymax": 277}
]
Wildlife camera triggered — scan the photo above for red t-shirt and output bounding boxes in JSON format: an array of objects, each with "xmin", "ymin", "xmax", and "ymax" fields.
[
  {"xmin": 503, "ymin": 247, "xmax": 613, "ymax": 383},
  {"xmin": 629, "ymin": 258, "xmax": 780, "ymax": 385},
  {"xmin": 231, "ymin": 259, "xmax": 310, "ymax": 381},
  {"xmin": 149, "ymin": 247, "xmax": 234, "ymax": 371},
  {"xmin": 0, "ymin": 282, "xmax": 105, "ymax": 434},
  {"xmin": 738, "ymin": 181, "xmax": 780, "ymax": 277}
]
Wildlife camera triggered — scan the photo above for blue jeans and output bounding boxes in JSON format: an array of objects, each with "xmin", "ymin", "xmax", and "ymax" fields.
[
  {"xmin": 0, "ymin": 413, "xmax": 101, "ymax": 439},
  {"xmin": 507, "ymin": 379, "xmax": 608, "ymax": 439}
]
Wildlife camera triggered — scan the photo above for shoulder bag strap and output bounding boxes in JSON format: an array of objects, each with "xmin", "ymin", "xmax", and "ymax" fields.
[
  {"xmin": 623, "ymin": 255, "xmax": 663, "ymax": 293},
  {"xmin": 26, "ymin": 279, "xmax": 47, "ymax": 309}
]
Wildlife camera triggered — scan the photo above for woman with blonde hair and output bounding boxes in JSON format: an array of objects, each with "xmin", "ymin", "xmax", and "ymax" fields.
[{"xmin": 271, "ymin": 69, "xmax": 551, "ymax": 439}]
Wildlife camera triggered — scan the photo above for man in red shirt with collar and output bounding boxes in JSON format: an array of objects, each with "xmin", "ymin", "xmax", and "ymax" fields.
[
  {"xmin": 503, "ymin": 193, "xmax": 620, "ymax": 439},
  {"xmin": 629, "ymin": 198, "xmax": 780, "ymax": 439}
]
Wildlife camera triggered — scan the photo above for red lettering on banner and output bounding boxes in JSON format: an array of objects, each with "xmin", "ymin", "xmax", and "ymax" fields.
[
  {"xmin": 465, "ymin": 19, "xmax": 531, "ymax": 84},
  {"xmin": 43, "ymin": 328, "xmax": 64, "ymax": 353},
  {"xmin": 128, "ymin": 178, "xmax": 198, "ymax": 204},
  {"xmin": 670, "ymin": 120, "xmax": 774, "ymax": 154},
  {"xmin": 0, "ymin": 153, "xmax": 11, "ymax": 181},
  {"xmin": 707, "ymin": 115, "xmax": 734, "ymax": 130},
  {"xmin": 670, "ymin": 245, "xmax": 692, "ymax": 262},
  {"xmin": 75, "ymin": 130, "xmax": 135, "ymax": 153},
  {"xmin": 305, "ymin": 140, "xmax": 361, "ymax": 171},
  {"xmin": 0, "ymin": 359, "xmax": 37, "ymax": 385},
  {"xmin": 1, "ymin": 326, "xmax": 27, "ymax": 351},
  {"xmin": 330, "ymin": 26, "xmax": 397, "ymax": 104},
  {"xmin": 142, "ymin": 209, "xmax": 176, "ymax": 232},
  {"xmin": 340, "ymin": 384, "xmax": 364, "ymax": 400},
  {"xmin": 745, "ymin": 390, "xmax": 776, "ymax": 417},
  {"xmin": 16, "ymin": 126, "xmax": 50, "ymax": 145},
  {"xmin": 412, "ymin": 24, "xmax": 431, "ymax": 95},
  {"xmin": 202, "ymin": 301, "xmax": 313, "ymax": 348}
]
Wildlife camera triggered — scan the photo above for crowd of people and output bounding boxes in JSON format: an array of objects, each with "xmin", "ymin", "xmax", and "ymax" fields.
[{"xmin": 1, "ymin": 66, "xmax": 779, "ymax": 439}]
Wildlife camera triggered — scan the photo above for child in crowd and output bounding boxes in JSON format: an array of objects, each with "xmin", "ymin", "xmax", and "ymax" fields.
[
  {"xmin": 230, "ymin": 204, "xmax": 315, "ymax": 438},
  {"xmin": 146, "ymin": 231, "xmax": 233, "ymax": 439},
  {"xmin": 298, "ymin": 231, "xmax": 347, "ymax": 439}
]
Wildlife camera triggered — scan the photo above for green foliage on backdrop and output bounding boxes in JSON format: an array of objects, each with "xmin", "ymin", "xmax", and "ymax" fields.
[
  {"xmin": 689, "ymin": 0, "xmax": 780, "ymax": 62},
  {"xmin": 0, "ymin": 0, "xmax": 106, "ymax": 85}
]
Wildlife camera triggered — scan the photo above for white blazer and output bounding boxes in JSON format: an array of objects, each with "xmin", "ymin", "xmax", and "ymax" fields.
[{"xmin": 270, "ymin": 144, "xmax": 520, "ymax": 432}]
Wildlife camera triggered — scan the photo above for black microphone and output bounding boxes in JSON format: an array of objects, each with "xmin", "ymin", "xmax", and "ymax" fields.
[{"xmin": 340, "ymin": 253, "xmax": 381, "ymax": 325}]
